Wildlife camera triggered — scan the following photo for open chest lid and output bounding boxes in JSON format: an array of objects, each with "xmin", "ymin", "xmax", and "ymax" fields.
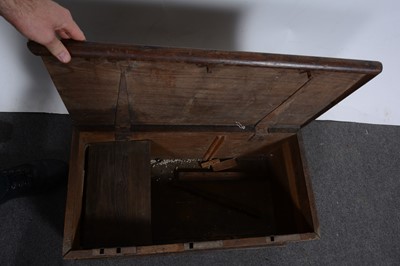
[{"xmin": 28, "ymin": 41, "xmax": 382, "ymax": 137}]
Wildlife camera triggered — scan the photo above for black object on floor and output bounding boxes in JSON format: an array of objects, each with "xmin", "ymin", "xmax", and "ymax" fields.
[
  {"xmin": 0, "ymin": 159, "xmax": 68, "ymax": 204},
  {"xmin": 0, "ymin": 112, "xmax": 399, "ymax": 266}
]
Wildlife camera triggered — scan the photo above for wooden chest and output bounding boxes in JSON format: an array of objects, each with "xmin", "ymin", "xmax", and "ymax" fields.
[{"xmin": 29, "ymin": 41, "xmax": 381, "ymax": 259}]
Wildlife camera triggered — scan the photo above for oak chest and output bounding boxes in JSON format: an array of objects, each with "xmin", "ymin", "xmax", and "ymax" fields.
[{"xmin": 29, "ymin": 41, "xmax": 381, "ymax": 259}]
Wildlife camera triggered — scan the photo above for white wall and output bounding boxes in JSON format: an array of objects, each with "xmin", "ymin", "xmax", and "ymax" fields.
[{"xmin": 0, "ymin": 0, "xmax": 399, "ymax": 125}]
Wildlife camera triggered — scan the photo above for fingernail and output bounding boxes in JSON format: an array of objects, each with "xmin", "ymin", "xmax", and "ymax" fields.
[{"xmin": 58, "ymin": 51, "xmax": 71, "ymax": 63}]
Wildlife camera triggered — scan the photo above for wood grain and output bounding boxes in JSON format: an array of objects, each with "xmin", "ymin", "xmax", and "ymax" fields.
[
  {"xmin": 81, "ymin": 140, "xmax": 151, "ymax": 248},
  {"xmin": 31, "ymin": 41, "xmax": 381, "ymax": 137},
  {"xmin": 125, "ymin": 62, "xmax": 308, "ymax": 126},
  {"xmin": 62, "ymin": 129, "xmax": 86, "ymax": 255},
  {"xmin": 42, "ymin": 57, "xmax": 121, "ymax": 126},
  {"xmin": 256, "ymin": 71, "xmax": 371, "ymax": 135}
]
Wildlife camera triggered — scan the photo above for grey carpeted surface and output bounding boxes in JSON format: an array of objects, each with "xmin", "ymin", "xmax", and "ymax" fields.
[{"xmin": 0, "ymin": 113, "xmax": 399, "ymax": 265}]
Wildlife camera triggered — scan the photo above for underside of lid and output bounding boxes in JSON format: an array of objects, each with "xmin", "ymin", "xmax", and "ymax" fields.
[{"xmin": 28, "ymin": 41, "xmax": 382, "ymax": 139}]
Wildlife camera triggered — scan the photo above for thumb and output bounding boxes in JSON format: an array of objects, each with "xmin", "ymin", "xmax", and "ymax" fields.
[{"xmin": 45, "ymin": 37, "xmax": 71, "ymax": 63}]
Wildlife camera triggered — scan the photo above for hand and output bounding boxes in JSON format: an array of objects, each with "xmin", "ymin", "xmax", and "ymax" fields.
[{"xmin": 0, "ymin": 0, "xmax": 85, "ymax": 63}]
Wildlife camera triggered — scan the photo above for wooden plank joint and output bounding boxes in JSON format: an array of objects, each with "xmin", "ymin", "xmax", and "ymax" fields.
[
  {"xmin": 115, "ymin": 69, "xmax": 131, "ymax": 141},
  {"xmin": 202, "ymin": 135, "xmax": 225, "ymax": 161},
  {"xmin": 211, "ymin": 158, "xmax": 238, "ymax": 172}
]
